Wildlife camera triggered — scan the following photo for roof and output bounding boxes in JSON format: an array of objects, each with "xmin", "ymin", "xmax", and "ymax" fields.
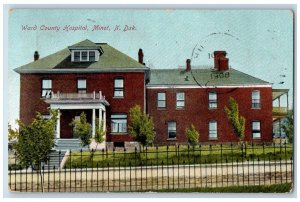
[
  {"xmin": 14, "ymin": 39, "xmax": 147, "ymax": 73},
  {"xmin": 147, "ymin": 68, "xmax": 271, "ymax": 87},
  {"xmin": 272, "ymin": 89, "xmax": 289, "ymax": 100}
]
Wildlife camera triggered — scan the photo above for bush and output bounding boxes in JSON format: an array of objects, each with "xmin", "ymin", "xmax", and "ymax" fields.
[{"xmin": 186, "ymin": 124, "xmax": 199, "ymax": 145}]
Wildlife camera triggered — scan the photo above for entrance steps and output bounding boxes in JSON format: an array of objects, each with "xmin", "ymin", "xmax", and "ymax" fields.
[{"xmin": 54, "ymin": 138, "xmax": 88, "ymax": 151}]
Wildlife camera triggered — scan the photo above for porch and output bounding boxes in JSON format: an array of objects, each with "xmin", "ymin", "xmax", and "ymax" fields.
[
  {"xmin": 272, "ymin": 89, "xmax": 289, "ymax": 138},
  {"xmin": 45, "ymin": 91, "xmax": 109, "ymax": 140}
]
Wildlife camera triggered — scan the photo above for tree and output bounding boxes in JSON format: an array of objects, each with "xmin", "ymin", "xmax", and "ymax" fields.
[
  {"xmin": 70, "ymin": 112, "xmax": 92, "ymax": 148},
  {"xmin": 128, "ymin": 105, "xmax": 155, "ymax": 147},
  {"xmin": 8, "ymin": 109, "xmax": 58, "ymax": 169},
  {"xmin": 281, "ymin": 111, "xmax": 293, "ymax": 144},
  {"xmin": 186, "ymin": 124, "xmax": 200, "ymax": 145},
  {"xmin": 224, "ymin": 97, "xmax": 246, "ymax": 143},
  {"xmin": 94, "ymin": 118, "xmax": 105, "ymax": 148},
  {"xmin": 8, "ymin": 109, "xmax": 58, "ymax": 192}
]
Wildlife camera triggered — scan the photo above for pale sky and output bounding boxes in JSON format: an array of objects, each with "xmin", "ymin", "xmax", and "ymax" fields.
[{"xmin": 8, "ymin": 9, "xmax": 294, "ymax": 127}]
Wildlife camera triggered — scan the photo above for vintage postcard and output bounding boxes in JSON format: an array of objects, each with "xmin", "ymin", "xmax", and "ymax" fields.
[{"xmin": 6, "ymin": 8, "xmax": 294, "ymax": 194}]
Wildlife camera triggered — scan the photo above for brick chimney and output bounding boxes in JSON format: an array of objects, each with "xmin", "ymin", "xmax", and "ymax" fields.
[
  {"xmin": 34, "ymin": 51, "xmax": 39, "ymax": 61},
  {"xmin": 138, "ymin": 49, "xmax": 144, "ymax": 64},
  {"xmin": 214, "ymin": 51, "xmax": 229, "ymax": 71},
  {"xmin": 186, "ymin": 59, "xmax": 191, "ymax": 72}
]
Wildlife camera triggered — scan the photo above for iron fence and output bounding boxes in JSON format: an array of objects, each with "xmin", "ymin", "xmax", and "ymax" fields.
[{"xmin": 8, "ymin": 143, "xmax": 293, "ymax": 192}]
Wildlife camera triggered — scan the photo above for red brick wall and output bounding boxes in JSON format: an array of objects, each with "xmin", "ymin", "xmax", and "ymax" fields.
[
  {"xmin": 146, "ymin": 87, "xmax": 273, "ymax": 145},
  {"xmin": 19, "ymin": 72, "xmax": 145, "ymax": 141}
]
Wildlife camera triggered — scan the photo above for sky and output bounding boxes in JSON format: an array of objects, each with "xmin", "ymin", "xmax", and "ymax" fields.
[{"xmin": 7, "ymin": 9, "xmax": 294, "ymax": 127}]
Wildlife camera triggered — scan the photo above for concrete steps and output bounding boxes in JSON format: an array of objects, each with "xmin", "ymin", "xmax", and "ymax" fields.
[
  {"xmin": 42, "ymin": 150, "xmax": 67, "ymax": 170},
  {"xmin": 54, "ymin": 138, "xmax": 89, "ymax": 151}
]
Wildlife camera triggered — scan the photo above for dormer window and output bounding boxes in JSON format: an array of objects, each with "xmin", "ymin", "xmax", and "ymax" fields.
[
  {"xmin": 71, "ymin": 50, "xmax": 98, "ymax": 62},
  {"xmin": 74, "ymin": 51, "xmax": 80, "ymax": 62}
]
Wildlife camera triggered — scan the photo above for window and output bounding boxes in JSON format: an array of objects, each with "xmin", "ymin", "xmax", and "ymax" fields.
[
  {"xmin": 157, "ymin": 92, "xmax": 166, "ymax": 108},
  {"xmin": 77, "ymin": 79, "xmax": 86, "ymax": 94},
  {"xmin": 252, "ymin": 121, "xmax": 261, "ymax": 138},
  {"xmin": 111, "ymin": 114, "xmax": 127, "ymax": 133},
  {"xmin": 209, "ymin": 121, "xmax": 218, "ymax": 139},
  {"xmin": 252, "ymin": 91, "xmax": 260, "ymax": 108},
  {"xmin": 114, "ymin": 78, "xmax": 124, "ymax": 97},
  {"xmin": 176, "ymin": 92, "xmax": 185, "ymax": 109},
  {"xmin": 72, "ymin": 50, "xmax": 97, "ymax": 62},
  {"xmin": 74, "ymin": 51, "xmax": 80, "ymax": 62},
  {"xmin": 168, "ymin": 122, "xmax": 176, "ymax": 139},
  {"xmin": 89, "ymin": 51, "xmax": 95, "ymax": 61},
  {"xmin": 209, "ymin": 92, "xmax": 217, "ymax": 109},
  {"xmin": 81, "ymin": 51, "xmax": 88, "ymax": 61},
  {"xmin": 42, "ymin": 79, "xmax": 52, "ymax": 98}
]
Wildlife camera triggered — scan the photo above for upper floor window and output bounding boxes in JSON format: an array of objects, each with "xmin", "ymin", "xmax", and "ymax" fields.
[
  {"xmin": 252, "ymin": 90, "xmax": 261, "ymax": 108},
  {"xmin": 157, "ymin": 92, "xmax": 166, "ymax": 108},
  {"xmin": 209, "ymin": 92, "xmax": 217, "ymax": 109},
  {"xmin": 114, "ymin": 78, "xmax": 124, "ymax": 97},
  {"xmin": 176, "ymin": 92, "xmax": 185, "ymax": 109},
  {"xmin": 89, "ymin": 51, "xmax": 95, "ymax": 61},
  {"xmin": 72, "ymin": 50, "xmax": 97, "ymax": 62},
  {"xmin": 81, "ymin": 51, "xmax": 88, "ymax": 61},
  {"xmin": 111, "ymin": 114, "xmax": 127, "ymax": 133},
  {"xmin": 77, "ymin": 79, "xmax": 86, "ymax": 94},
  {"xmin": 168, "ymin": 121, "xmax": 176, "ymax": 139},
  {"xmin": 209, "ymin": 121, "xmax": 218, "ymax": 139},
  {"xmin": 74, "ymin": 51, "xmax": 80, "ymax": 62},
  {"xmin": 42, "ymin": 79, "xmax": 52, "ymax": 98},
  {"xmin": 252, "ymin": 121, "xmax": 261, "ymax": 139}
]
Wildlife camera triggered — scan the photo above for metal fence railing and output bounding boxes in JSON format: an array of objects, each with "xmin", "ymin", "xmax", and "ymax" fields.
[{"xmin": 8, "ymin": 143, "xmax": 293, "ymax": 192}]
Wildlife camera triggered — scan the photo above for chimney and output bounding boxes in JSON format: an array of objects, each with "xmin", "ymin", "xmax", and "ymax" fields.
[
  {"xmin": 186, "ymin": 59, "xmax": 191, "ymax": 72},
  {"xmin": 34, "ymin": 51, "xmax": 39, "ymax": 61},
  {"xmin": 213, "ymin": 51, "xmax": 229, "ymax": 71},
  {"xmin": 138, "ymin": 49, "xmax": 144, "ymax": 64}
]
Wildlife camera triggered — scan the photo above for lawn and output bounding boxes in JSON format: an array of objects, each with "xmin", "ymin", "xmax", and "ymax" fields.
[{"xmin": 64, "ymin": 143, "xmax": 293, "ymax": 168}]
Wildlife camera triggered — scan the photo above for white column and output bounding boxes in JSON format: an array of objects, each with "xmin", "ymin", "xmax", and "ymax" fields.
[
  {"xmin": 99, "ymin": 108, "xmax": 103, "ymax": 130},
  {"xmin": 56, "ymin": 109, "xmax": 60, "ymax": 139},
  {"xmin": 103, "ymin": 110, "xmax": 106, "ymax": 132},
  {"xmin": 92, "ymin": 108, "xmax": 96, "ymax": 137}
]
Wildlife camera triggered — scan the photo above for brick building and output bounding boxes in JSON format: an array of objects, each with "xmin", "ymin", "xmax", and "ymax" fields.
[{"xmin": 14, "ymin": 39, "xmax": 285, "ymax": 147}]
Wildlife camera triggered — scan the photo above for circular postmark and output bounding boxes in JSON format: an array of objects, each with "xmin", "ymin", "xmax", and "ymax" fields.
[{"xmin": 188, "ymin": 31, "xmax": 241, "ymax": 93}]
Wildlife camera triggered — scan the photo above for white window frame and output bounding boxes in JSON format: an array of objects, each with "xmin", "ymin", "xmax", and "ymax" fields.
[
  {"xmin": 111, "ymin": 114, "xmax": 127, "ymax": 133},
  {"xmin": 167, "ymin": 121, "xmax": 177, "ymax": 139},
  {"xmin": 209, "ymin": 91, "xmax": 217, "ymax": 109},
  {"xmin": 72, "ymin": 50, "xmax": 97, "ymax": 62},
  {"xmin": 209, "ymin": 121, "xmax": 218, "ymax": 139},
  {"xmin": 157, "ymin": 92, "xmax": 166, "ymax": 108},
  {"xmin": 41, "ymin": 79, "xmax": 52, "ymax": 98},
  {"xmin": 77, "ymin": 79, "xmax": 87, "ymax": 94},
  {"xmin": 252, "ymin": 90, "xmax": 261, "ymax": 109},
  {"xmin": 176, "ymin": 92, "xmax": 185, "ymax": 109},
  {"xmin": 114, "ymin": 78, "xmax": 124, "ymax": 98},
  {"xmin": 252, "ymin": 121, "xmax": 261, "ymax": 139}
]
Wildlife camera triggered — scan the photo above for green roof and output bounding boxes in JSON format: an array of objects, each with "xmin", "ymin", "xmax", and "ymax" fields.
[
  {"xmin": 147, "ymin": 68, "xmax": 270, "ymax": 86},
  {"xmin": 15, "ymin": 39, "xmax": 146, "ymax": 73}
]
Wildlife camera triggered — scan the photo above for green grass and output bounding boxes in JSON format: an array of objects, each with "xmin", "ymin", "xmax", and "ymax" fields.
[
  {"xmin": 64, "ymin": 144, "xmax": 293, "ymax": 168},
  {"xmin": 157, "ymin": 183, "xmax": 293, "ymax": 193}
]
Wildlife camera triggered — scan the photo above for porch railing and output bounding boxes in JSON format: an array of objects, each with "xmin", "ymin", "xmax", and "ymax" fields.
[{"xmin": 50, "ymin": 91, "xmax": 105, "ymax": 100}]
